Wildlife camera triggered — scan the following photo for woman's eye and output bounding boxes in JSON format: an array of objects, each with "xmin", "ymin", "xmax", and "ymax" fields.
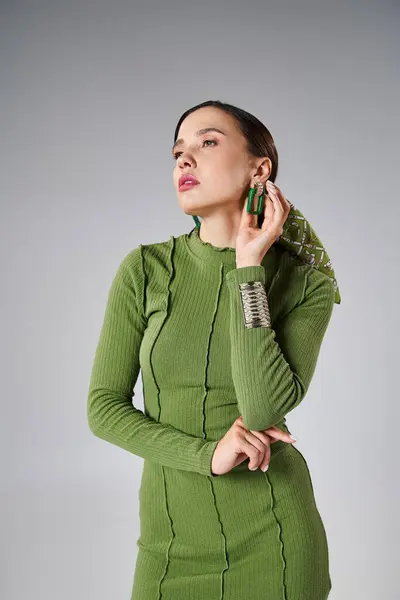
[
  {"xmin": 203, "ymin": 139, "xmax": 217, "ymax": 147},
  {"xmin": 173, "ymin": 139, "xmax": 217, "ymax": 160}
]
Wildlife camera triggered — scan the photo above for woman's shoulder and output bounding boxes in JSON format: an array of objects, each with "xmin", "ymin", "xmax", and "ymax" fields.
[
  {"xmin": 121, "ymin": 235, "xmax": 174, "ymax": 265},
  {"xmin": 117, "ymin": 236, "xmax": 178, "ymax": 285},
  {"xmin": 273, "ymin": 242, "xmax": 334, "ymax": 290},
  {"xmin": 268, "ymin": 243, "xmax": 335, "ymax": 322}
]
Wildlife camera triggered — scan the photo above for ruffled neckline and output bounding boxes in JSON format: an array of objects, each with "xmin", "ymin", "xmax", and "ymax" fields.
[
  {"xmin": 193, "ymin": 226, "xmax": 236, "ymax": 252},
  {"xmin": 183, "ymin": 226, "xmax": 237, "ymax": 266}
]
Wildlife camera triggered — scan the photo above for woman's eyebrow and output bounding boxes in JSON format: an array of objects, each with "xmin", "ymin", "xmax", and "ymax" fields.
[{"xmin": 172, "ymin": 127, "xmax": 227, "ymax": 154}]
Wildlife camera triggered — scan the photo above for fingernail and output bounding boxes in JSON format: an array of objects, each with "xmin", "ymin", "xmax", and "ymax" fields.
[{"xmin": 261, "ymin": 464, "xmax": 269, "ymax": 472}]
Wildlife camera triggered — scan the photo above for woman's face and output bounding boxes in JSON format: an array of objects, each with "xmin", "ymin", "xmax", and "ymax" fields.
[{"xmin": 172, "ymin": 106, "xmax": 257, "ymax": 220}]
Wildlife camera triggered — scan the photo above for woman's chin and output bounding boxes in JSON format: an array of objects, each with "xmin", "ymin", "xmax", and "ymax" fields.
[
  {"xmin": 181, "ymin": 206, "xmax": 202, "ymax": 217},
  {"xmin": 179, "ymin": 197, "xmax": 204, "ymax": 214}
]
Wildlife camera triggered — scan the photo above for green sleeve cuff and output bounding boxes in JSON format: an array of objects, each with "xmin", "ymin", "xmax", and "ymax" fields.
[
  {"xmin": 226, "ymin": 265, "xmax": 266, "ymax": 286},
  {"xmin": 199, "ymin": 440, "xmax": 220, "ymax": 477}
]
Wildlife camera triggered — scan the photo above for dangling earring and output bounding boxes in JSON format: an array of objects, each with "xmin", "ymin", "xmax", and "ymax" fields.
[
  {"xmin": 192, "ymin": 180, "xmax": 266, "ymax": 229},
  {"xmin": 246, "ymin": 181, "xmax": 266, "ymax": 215},
  {"xmin": 192, "ymin": 215, "xmax": 201, "ymax": 229}
]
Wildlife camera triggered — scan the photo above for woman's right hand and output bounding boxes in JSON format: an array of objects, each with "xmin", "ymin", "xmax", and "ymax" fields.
[{"xmin": 211, "ymin": 416, "xmax": 296, "ymax": 476}]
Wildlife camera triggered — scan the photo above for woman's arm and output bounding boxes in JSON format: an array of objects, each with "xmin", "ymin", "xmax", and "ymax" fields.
[
  {"xmin": 87, "ymin": 247, "xmax": 219, "ymax": 477},
  {"xmin": 226, "ymin": 263, "xmax": 335, "ymax": 431}
]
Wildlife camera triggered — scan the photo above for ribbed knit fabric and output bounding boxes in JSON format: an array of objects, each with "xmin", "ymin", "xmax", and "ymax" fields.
[{"xmin": 87, "ymin": 226, "xmax": 335, "ymax": 600}]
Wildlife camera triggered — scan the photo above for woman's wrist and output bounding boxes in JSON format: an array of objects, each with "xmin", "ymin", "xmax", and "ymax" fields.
[{"xmin": 236, "ymin": 262, "xmax": 262, "ymax": 268}]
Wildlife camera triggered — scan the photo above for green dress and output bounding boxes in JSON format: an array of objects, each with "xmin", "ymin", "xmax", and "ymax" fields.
[{"xmin": 87, "ymin": 226, "xmax": 335, "ymax": 600}]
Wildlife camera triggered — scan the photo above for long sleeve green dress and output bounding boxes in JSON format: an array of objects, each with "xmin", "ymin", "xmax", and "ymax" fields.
[{"xmin": 87, "ymin": 225, "xmax": 336, "ymax": 600}]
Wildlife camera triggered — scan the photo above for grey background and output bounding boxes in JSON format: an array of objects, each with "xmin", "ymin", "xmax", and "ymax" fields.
[{"xmin": 1, "ymin": 0, "xmax": 398, "ymax": 598}]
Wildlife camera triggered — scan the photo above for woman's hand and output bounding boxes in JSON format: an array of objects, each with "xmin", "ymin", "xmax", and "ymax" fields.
[
  {"xmin": 236, "ymin": 180, "xmax": 291, "ymax": 268},
  {"xmin": 211, "ymin": 415, "xmax": 296, "ymax": 476}
]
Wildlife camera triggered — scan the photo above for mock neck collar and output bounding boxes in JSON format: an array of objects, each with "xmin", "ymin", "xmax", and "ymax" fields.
[
  {"xmin": 183, "ymin": 226, "xmax": 279, "ymax": 273},
  {"xmin": 184, "ymin": 226, "xmax": 238, "ymax": 266}
]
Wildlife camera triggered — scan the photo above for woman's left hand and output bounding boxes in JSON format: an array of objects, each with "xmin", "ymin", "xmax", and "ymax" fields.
[
  {"xmin": 237, "ymin": 416, "xmax": 296, "ymax": 445},
  {"xmin": 236, "ymin": 415, "xmax": 296, "ymax": 471},
  {"xmin": 236, "ymin": 180, "xmax": 291, "ymax": 267}
]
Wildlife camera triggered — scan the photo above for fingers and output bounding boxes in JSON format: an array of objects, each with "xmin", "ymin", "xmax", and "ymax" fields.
[
  {"xmin": 266, "ymin": 181, "xmax": 290, "ymax": 213},
  {"xmin": 236, "ymin": 417, "xmax": 295, "ymax": 445},
  {"xmin": 248, "ymin": 429, "xmax": 271, "ymax": 471},
  {"xmin": 263, "ymin": 426, "xmax": 296, "ymax": 444},
  {"xmin": 241, "ymin": 430, "xmax": 271, "ymax": 471},
  {"xmin": 240, "ymin": 180, "xmax": 291, "ymax": 245},
  {"xmin": 235, "ymin": 417, "xmax": 296, "ymax": 472},
  {"xmin": 265, "ymin": 181, "xmax": 285, "ymax": 234},
  {"xmin": 264, "ymin": 181, "xmax": 291, "ymax": 238},
  {"xmin": 263, "ymin": 186, "xmax": 275, "ymax": 227}
]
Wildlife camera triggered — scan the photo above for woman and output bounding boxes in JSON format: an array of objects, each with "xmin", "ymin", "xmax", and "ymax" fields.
[{"xmin": 87, "ymin": 100, "xmax": 340, "ymax": 600}]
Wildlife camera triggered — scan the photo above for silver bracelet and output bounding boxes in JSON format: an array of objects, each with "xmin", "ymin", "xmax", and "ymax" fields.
[{"xmin": 238, "ymin": 281, "xmax": 272, "ymax": 328}]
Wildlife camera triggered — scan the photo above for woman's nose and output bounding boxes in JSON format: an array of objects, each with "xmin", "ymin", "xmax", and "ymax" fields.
[{"xmin": 177, "ymin": 151, "xmax": 195, "ymax": 167}]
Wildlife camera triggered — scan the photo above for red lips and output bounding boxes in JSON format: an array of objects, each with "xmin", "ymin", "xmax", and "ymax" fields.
[{"xmin": 179, "ymin": 173, "xmax": 200, "ymax": 189}]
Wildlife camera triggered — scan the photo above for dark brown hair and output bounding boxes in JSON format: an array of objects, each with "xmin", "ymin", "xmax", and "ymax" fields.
[{"xmin": 173, "ymin": 100, "xmax": 279, "ymax": 228}]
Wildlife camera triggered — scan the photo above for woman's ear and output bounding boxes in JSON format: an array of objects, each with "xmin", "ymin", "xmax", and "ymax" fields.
[{"xmin": 257, "ymin": 157, "xmax": 272, "ymax": 182}]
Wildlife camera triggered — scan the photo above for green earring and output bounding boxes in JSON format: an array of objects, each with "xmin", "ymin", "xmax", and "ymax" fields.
[
  {"xmin": 192, "ymin": 181, "xmax": 265, "ymax": 228},
  {"xmin": 192, "ymin": 215, "xmax": 201, "ymax": 229},
  {"xmin": 246, "ymin": 181, "xmax": 265, "ymax": 215}
]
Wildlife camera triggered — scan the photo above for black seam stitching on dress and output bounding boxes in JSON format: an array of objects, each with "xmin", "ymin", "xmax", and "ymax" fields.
[
  {"xmin": 154, "ymin": 236, "xmax": 177, "ymax": 599},
  {"xmin": 203, "ymin": 263, "xmax": 229, "ymax": 598},
  {"xmin": 263, "ymin": 470, "xmax": 288, "ymax": 600},
  {"xmin": 138, "ymin": 243, "xmax": 148, "ymax": 326},
  {"xmin": 159, "ymin": 470, "xmax": 175, "ymax": 600}
]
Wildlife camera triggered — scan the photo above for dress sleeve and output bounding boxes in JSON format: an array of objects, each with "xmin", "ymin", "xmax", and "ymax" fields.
[
  {"xmin": 225, "ymin": 263, "xmax": 335, "ymax": 431},
  {"xmin": 87, "ymin": 246, "xmax": 219, "ymax": 477}
]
